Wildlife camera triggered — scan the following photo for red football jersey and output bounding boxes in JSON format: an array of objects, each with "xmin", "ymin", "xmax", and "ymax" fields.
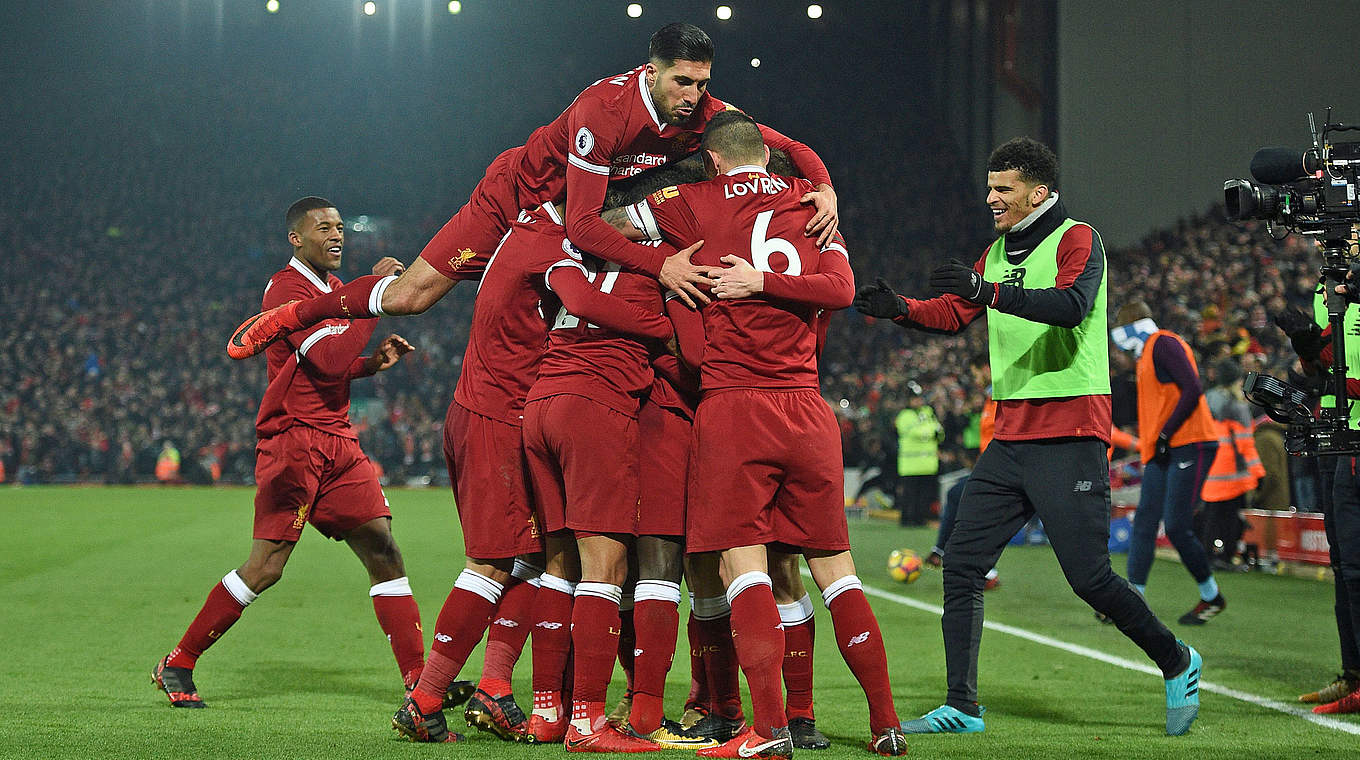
[
  {"xmin": 453, "ymin": 204, "xmax": 570, "ymax": 424},
  {"xmin": 511, "ymin": 66, "xmax": 831, "ymax": 279},
  {"xmin": 631, "ymin": 167, "xmax": 854, "ymax": 392},
  {"xmin": 256, "ymin": 258, "xmax": 378, "ymax": 440},
  {"xmin": 527, "ymin": 243, "xmax": 673, "ymax": 417}
]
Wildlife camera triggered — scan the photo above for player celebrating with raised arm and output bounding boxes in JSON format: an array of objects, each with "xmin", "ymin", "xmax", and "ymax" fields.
[
  {"xmin": 227, "ymin": 22, "xmax": 836, "ymax": 358},
  {"xmin": 852, "ymin": 138, "xmax": 1202, "ymax": 736},
  {"xmin": 153, "ymin": 197, "xmax": 428, "ymax": 708},
  {"xmin": 622, "ymin": 111, "xmax": 908, "ymax": 758}
]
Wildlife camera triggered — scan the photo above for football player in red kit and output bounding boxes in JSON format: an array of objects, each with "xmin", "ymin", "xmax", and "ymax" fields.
[
  {"xmin": 228, "ymin": 23, "xmax": 835, "ymax": 358},
  {"xmin": 620, "ymin": 112, "xmax": 909, "ymax": 758},
  {"xmin": 521, "ymin": 236, "xmax": 688, "ymax": 752},
  {"xmin": 153, "ymin": 198, "xmax": 427, "ymax": 708}
]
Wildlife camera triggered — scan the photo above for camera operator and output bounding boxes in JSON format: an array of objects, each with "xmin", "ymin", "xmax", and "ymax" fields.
[{"xmin": 1274, "ymin": 272, "xmax": 1360, "ymax": 712}]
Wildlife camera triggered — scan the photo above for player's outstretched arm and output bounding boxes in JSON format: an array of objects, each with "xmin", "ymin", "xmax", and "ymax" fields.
[{"xmin": 373, "ymin": 257, "xmax": 455, "ymax": 316}]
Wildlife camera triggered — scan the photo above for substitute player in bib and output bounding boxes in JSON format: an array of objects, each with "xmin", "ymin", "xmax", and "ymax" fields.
[
  {"xmin": 153, "ymin": 197, "xmax": 427, "ymax": 708},
  {"xmin": 228, "ymin": 23, "xmax": 836, "ymax": 358},
  {"xmin": 624, "ymin": 111, "xmax": 907, "ymax": 758},
  {"xmin": 853, "ymin": 138, "xmax": 1201, "ymax": 736}
]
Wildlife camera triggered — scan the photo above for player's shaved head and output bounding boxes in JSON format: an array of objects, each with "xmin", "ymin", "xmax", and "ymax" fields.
[
  {"xmin": 286, "ymin": 196, "xmax": 336, "ymax": 231},
  {"xmin": 701, "ymin": 110, "xmax": 765, "ymax": 167},
  {"xmin": 649, "ymin": 22, "xmax": 713, "ymax": 67}
]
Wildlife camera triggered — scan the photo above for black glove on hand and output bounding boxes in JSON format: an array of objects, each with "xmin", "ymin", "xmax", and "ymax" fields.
[
  {"xmin": 929, "ymin": 259, "xmax": 993, "ymax": 304},
  {"xmin": 1273, "ymin": 308, "xmax": 1324, "ymax": 361},
  {"xmin": 1152, "ymin": 433, "xmax": 1171, "ymax": 466},
  {"xmin": 853, "ymin": 277, "xmax": 908, "ymax": 319}
]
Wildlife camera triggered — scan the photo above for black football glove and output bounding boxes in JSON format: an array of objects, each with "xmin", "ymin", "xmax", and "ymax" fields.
[
  {"xmin": 853, "ymin": 277, "xmax": 909, "ymax": 319},
  {"xmin": 929, "ymin": 259, "xmax": 993, "ymax": 304},
  {"xmin": 1273, "ymin": 308, "xmax": 1324, "ymax": 361},
  {"xmin": 1152, "ymin": 433, "xmax": 1171, "ymax": 466}
]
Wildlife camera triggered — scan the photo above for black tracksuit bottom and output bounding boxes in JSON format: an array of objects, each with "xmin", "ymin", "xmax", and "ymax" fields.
[{"xmin": 941, "ymin": 437, "xmax": 1187, "ymax": 710}]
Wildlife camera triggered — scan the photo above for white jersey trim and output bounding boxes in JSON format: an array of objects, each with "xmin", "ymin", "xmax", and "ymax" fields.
[
  {"xmin": 544, "ymin": 259, "xmax": 589, "ymax": 293},
  {"xmin": 288, "ymin": 257, "xmax": 332, "ymax": 293},
  {"xmin": 627, "ymin": 200, "xmax": 663, "ymax": 241},
  {"xmin": 822, "ymin": 241, "xmax": 849, "ymax": 261},
  {"xmin": 638, "ymin": 69, "xmax": 665, "ymax": 132},
  {"xmin": 295, "ymin": 323, "xmax": 349, "ymax": 357},
  {"xmin": 542, "ymin": 202, "xmax": 563, "ymax": 226},
  {"xmin": 567, "ymin": 153, "xmax": 610, "ymax": 176}
]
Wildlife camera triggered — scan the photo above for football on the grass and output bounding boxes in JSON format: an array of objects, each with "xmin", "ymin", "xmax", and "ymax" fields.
[{"xmin": 887, "ymin": 548, "xmax": 923, "ymax": 583}]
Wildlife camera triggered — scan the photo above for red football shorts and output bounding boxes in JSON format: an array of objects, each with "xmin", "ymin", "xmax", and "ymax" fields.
[
  {"xmin": 418, "ymin": 146, "xmax": 524, "ymax": 281},
  {"xmin": 686, "ymin": 388, "xmax": 849, "ymax": 554},
  {"xmin": 443, "ymin": 401, "xmax": 542, "ymax": 559},
  {"xmin": 636, "ymin": 399, "xmax": 690, "ymax": 537},
  {"xmin": 253, "ymin": 425, "xmax": 390, "ymax": 542},
  {"xmin": 523, "ymin": 394, "xmax": 640, "ymax": 536}
]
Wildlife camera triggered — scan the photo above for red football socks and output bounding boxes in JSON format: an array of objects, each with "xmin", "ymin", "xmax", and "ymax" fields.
[
  {"xmin": 685, "ymin": 612, "xmax": 711, "ymax": 710},
  {"xmin": 479, "ymin": 576, "xmax": 536, "ymax": 697},
  {"xmin": 294, "ymin": 274, "xmax": 384, "ymax": 325},
  {"xmin": 165, "ymin": 575, "xmax": 252, "ymax": 669},
  {"xmin": 727, "ymin": 573, "xmax": 787, "ymax": 740},
  {"xmin": 412, "ymin": 570, "xmax": 502, "ymax": 714},
  {"xmin": 370, "ymin": 578, "xmax": 425, "ymax": 688},
  {"xmin": 629, "ymin": 581, "xmax": 681, "ymax": 734},
  {"xmin": 693, "ymin": 600, "xmax": 743, "ymax": 720},
  {"xmin": 531, "ymin": 576, "xmax": 576, "ymax": 715},
  {"xmin": 824, "ymin": 577, "xmax": 899, "ymax": 732},
  {"xmin": 570, "ymin": 583, "xmax": 623, "ymax": 729},
  {"xmin": 778, "ymin": 596, "xmax": 816, "ymax": 721}
]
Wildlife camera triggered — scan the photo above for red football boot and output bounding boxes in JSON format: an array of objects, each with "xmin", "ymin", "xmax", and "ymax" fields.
[
  {"xmin": 227, "ymin": 300, "xmax": 303, "ymax": 359},
  {"xmin": 1313, "ymin": 685, "xmax": 1360, "ymax": 714},
  {"xmin": 696, "ymin": 725, "xmax": 793, "ymax": 759}
]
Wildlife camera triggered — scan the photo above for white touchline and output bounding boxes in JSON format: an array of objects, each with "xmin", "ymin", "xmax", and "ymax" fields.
[{"xmin": 803, "ymin": 570, "xmax": 1360, "ymax": 735}]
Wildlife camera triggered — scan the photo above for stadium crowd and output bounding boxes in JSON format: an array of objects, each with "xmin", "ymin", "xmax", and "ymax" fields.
[
  {"xmin": 0, "ymin": 108, "xmax": 1320, "ymax": 494},
  {"xmin": 0, "ymin": 162, "xmax": 1320, "ymax": 491}
]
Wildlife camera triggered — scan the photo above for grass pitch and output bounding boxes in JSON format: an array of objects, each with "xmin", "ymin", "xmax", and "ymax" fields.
[{"xmin": 0, "ymin": 486, "xmax": 1354, "ymax": 759}]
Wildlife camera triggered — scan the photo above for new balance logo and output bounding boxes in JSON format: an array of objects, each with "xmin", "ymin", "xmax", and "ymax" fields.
[
  {"xmin": 1073, "ymin": 481, "xmax": 1092, "ymax": 492},
  {"xmin": 535, "ymin": 621, "xmax": 563, "ymax": 630},
  {"xmin": 633, "ymin": 648, "xmax": 644, "ymax": 657},
  {"xmin": 493, "ymin": 617, "xmax": 518, "ymax": 628},
  {"xmin": 847, "ymin": 631, "xmax": 871, "ymax": 647},
  {"xmin": 434, "ymin": 633, "xmax": 452, "ymax": 643}
]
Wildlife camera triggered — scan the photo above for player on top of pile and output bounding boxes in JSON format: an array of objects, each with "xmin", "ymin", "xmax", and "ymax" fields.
[{"xmin": 228, "ymin": 22, "xmax": 836, "ymax": 357}]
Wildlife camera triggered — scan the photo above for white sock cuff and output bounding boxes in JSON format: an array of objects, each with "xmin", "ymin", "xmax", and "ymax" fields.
[
  {"xmin": 540, "ymin": 572, "xmax": 576, "ymax": 596},
  {"xmin": 691, "ymin": 594, "xmax": 731, "ymax": 620},
  {"xmin": 512, "ymin": 558, "xmax": 544, "ymax": 582},
  {"xmin": 369, "ymin": 576, "xmax": 413, "ymax": 597},
  {"xmin": 369, "ymin": 275, "xmax": 399, "ymax": 317},
  {"xmin": 222, "ymin": 570, "xmax": 259, "ymax": 607},
  {"xmin": 575, "ymin": 582, "xmax": 623, "ymax": 604},
  {"xmin": 454, "ymin": 568, "xmax": 504, "ymax": 604},
  {"xmin": 821, "ymin": 574, "xmax": 863, "ymax": 606},
  {"xmin": 635, "ymin": 580, "xmax": 682, "ymax": 605},
  {"xmin": 725, "ymin": 571, "xmax": 772, "ymax": 606},
  {"xmin": 619, "ymin": 591, "xmax": 635, "ymax": 612},
  {"xmin": 777, "ymin": 594, "xmax": 815, "ymax": 625}
]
